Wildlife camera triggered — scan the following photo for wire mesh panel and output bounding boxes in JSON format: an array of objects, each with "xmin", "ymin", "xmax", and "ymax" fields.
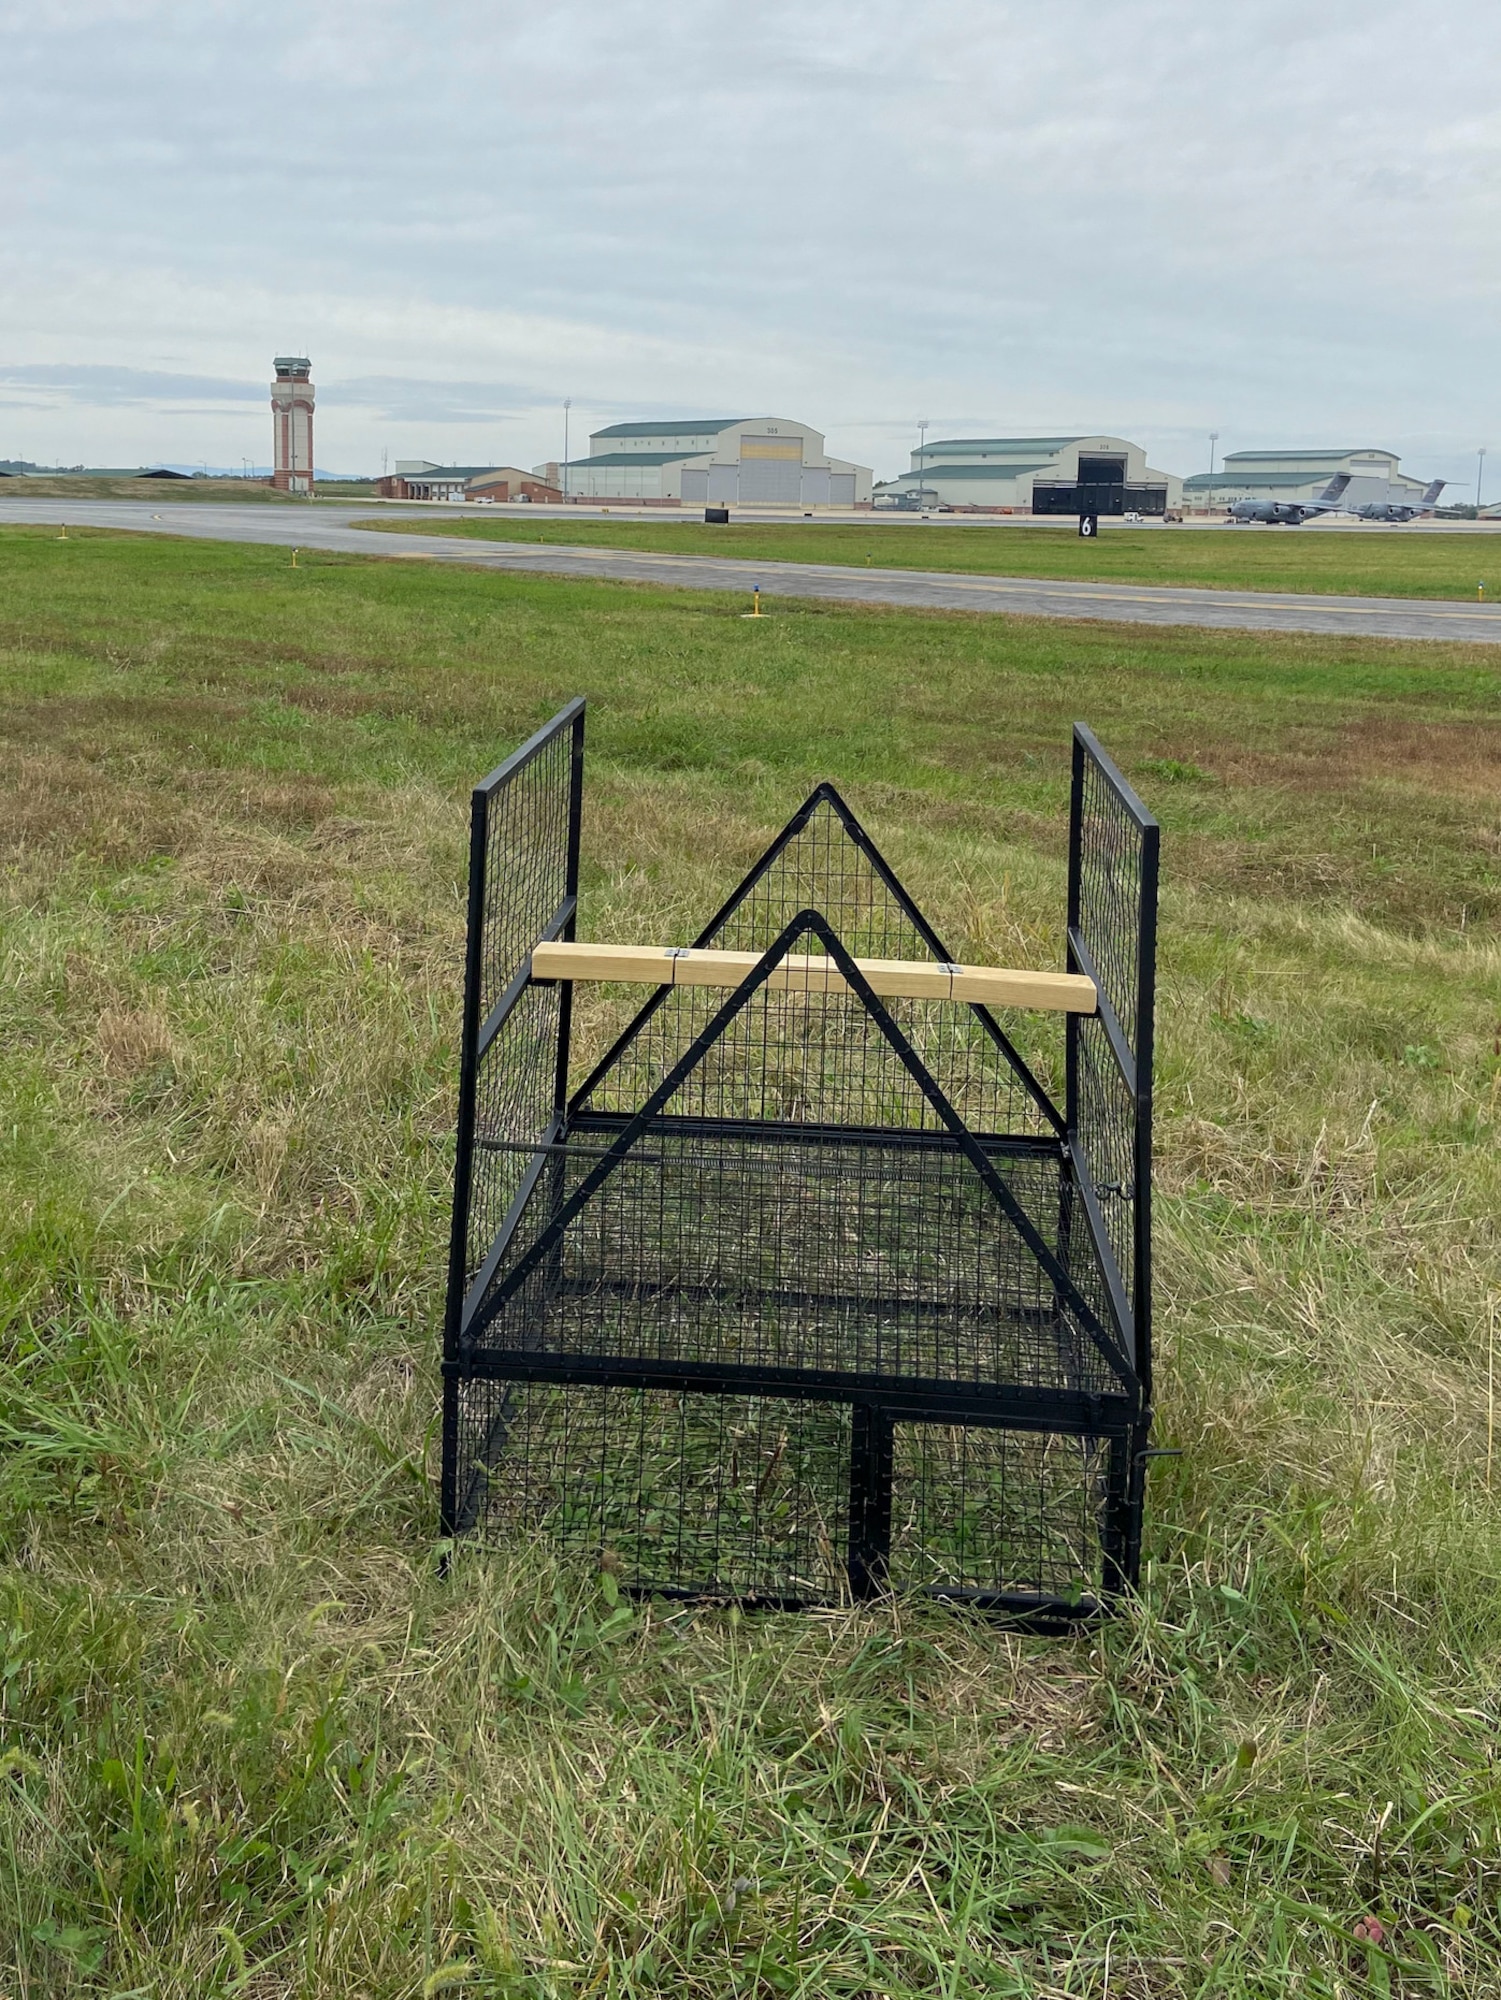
[
  {"xmin": 442, "ymin": 702, "xmax": 584, "ymax": 1530},
  {"xmin": 475, "ymin": 716, "xmax": 579, "ymax": 1017},
  {"xmin": 574, "ymin": 787, "xmax": 1063, "ymax": 1145},
  {"xmin": 442, "ymin": 707, "xmax": 1158, "ymax": 1624},
  {"xmin": 485, "ymin": 1132, "xmax": 1121, "ymax": 1393},
  {"xmin": 1066, "ymin": 727, "xmax": 1159, "ymax": 1393},
  {"xmin": 452, "ymin": 1378, "xmax": 852, "ymax": 1604},
  {"xmin": 889, "ymin": 1422, "xmax": 1111, "ymax": 1609},
  {"xmin": 462, "ymin": 982, "xmax": 560, "ymax": 1285}
]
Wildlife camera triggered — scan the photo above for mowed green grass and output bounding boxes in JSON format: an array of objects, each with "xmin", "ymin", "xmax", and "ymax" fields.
[
  {"xmin": 358, "ymin": 510, "xmax": 1501, "ymax": 601},
  {"xmin": 2, "ymin": 523, "xmax": 1501, "ymax": 1996}
]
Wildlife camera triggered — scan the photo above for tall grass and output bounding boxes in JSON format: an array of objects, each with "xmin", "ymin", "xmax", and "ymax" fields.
[{"xmin": 0, "ymin": 526, "xmax": 1498, "ymax": 1994}]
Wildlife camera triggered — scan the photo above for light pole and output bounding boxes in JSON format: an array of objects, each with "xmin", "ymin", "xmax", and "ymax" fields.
[
  {"xmin": 1478, "ymin": 446, "xmax": 1487, "ymax": 512},
  {"xmin": 917, "ymin": 419, "xmax": 929, "ymax": 505},
  {"xmin": 563, "ymin": 399, "xmax": 571, "ymax": 501},
  {"xmin": 1209, "ymin": 431, "xmax": 1219, "ymax": 476}
]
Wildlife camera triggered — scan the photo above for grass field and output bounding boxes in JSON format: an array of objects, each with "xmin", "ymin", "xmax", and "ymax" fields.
[
  {"xmin": 2, "ymin": 523, "xmax": 1500, "ymax": 1996},
  {"xmin": 1, "ymin": 478, "xmax": 377, "ymax": 503},
  {"xmin": 356, "ymin": 512, "xmax": 1501, "ymax": 602},
  {"xmin": 2, "ymin": 477, "xmax": 304, "ymax": 505}
]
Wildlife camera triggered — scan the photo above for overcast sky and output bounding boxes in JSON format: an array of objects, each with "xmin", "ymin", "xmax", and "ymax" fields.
[{"xmin": 3, "ymin": 0, "xmax": 1498, "ymax": 488}]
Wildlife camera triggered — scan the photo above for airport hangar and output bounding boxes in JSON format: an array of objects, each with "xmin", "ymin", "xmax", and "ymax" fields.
[
  {"xmin": 1184, "ymin": 448, "xmax": 1437, "ymax": 511},
  {"xmin": 874, "ymin": 435, "xmax": 1182, "ymax": 515},
  {"xmin": 542, "ymin": 418, "xmax": 873, "ymax": 507}
]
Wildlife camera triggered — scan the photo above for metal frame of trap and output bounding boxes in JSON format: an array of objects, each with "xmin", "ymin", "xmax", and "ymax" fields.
[{"xmin": 440, "ymin": 700, "xmax": 1159, "ymax": 1628}]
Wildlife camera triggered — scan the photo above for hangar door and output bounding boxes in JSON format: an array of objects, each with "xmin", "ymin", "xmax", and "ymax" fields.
[
  {"xmin": 739, "ymin": 434, "xmax": 803, "ymax": 504},
  {"xmin": 1075, "ymin": 455, "xmax": 1127, "ymax": 516},
  {"xmin": 1033, "ymin": 454, "xmax": 1162, "ymax": 517}
]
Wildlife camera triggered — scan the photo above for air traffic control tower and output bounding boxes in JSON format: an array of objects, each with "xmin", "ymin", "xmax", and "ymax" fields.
[{"xmin": 270, "ymin": 356, "xmax": 314, "ymax": 493}]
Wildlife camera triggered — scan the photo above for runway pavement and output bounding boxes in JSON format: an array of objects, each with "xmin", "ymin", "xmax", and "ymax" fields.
[{"xmin": 4, "ymin": 498, "xmax": 1500, "ymax": 645}]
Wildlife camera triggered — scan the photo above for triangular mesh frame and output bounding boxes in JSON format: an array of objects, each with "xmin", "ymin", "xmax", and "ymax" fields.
[{"xmin": 572, "ymin": 786, "xmax": 1061, "ymax": 1141}]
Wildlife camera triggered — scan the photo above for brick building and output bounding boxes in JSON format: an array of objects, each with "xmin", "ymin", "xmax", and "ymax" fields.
[{"xmin": 374, "ymin": 462, "xmax": 562, "ymax": 502}]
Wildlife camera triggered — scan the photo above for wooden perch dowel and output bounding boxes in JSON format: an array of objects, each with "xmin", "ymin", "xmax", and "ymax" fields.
[{"xmin": 529, "ymin": 941, "xmax": 1097, "ymax": 1014}]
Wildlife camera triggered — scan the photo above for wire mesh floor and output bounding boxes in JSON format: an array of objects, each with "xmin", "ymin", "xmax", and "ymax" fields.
[{"xmin": 478, "ymin": 1119, "xmax": 1117, "ymax": 1401}]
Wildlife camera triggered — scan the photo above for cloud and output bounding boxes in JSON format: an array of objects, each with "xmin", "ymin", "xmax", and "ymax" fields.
[
  {"xmin": 1, "ymin": 1, "xmax": 1498, "ymax": 483},
  {"xmin": 0, "ymin": 363, "xmax": 262, "ymax": 406},
  {"xmin": 326, "ymin": 377, "xmax": 534, "ymax": 424},
  {"xmin": 0, "ymin": 362, "xmax": 541, "ymax": 431}
]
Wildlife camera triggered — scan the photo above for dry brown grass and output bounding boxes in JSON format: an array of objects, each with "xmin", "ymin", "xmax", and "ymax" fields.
[{"xmin": 1184, "ymin": 713, "xmax": 1501, "ymax": 796}]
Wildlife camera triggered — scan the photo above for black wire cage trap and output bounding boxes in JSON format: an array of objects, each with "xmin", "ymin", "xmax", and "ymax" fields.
[{"xmin": 440, "ymin": 701, "xmax": 1159, "ymax": 1626}]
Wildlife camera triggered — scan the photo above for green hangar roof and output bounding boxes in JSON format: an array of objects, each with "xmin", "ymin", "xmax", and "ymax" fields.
[
  {"xmin": 592, "ymin": 419, "xmax": 744, "ymax": 439},
  {"xmin": 563, "ymin": 451, "xmax": 710, "ymax": 468},
  {"xmin": 402, "ymin": 464, "xmax": 506, "ymax": 478},
  {"xmin": 885, "ymin": 462, "xmax": 1054, "ymax": 482},
  {"xmin": 924, "ymin": 437, "xmax": 1085, "ymax": 454},
  {"xmin": 1222, "ymin": 448, "xmax": 1394, "ymax": 463},
  {"xmin": 1183, "ymin": 470, "xmax": 1343, "ymax": 490}
]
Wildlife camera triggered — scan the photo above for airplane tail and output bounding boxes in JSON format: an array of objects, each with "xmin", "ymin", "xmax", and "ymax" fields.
[
  {"xmin": 1314, "ymin": 472, "xmax": 1352, "ymax": 507},
  {"xmin": 1419, "ymin": 479, "xmax": 1445, "ymax": 506}
]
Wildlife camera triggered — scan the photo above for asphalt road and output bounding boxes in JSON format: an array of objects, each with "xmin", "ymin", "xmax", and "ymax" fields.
[{"xmin": 5, "ymin": 498, "xmax": 1501, "ymax": 645}]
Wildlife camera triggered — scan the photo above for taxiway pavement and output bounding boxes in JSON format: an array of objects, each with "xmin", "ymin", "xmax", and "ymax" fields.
[{"xmin": 4, "ymin": 499, "xmax": 1499, "ymax": 645}]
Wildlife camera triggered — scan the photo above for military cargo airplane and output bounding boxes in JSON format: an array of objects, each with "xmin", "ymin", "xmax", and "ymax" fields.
[
  {"xmin": 1227, "ymin": 472, "xmax": 1352, "ymax": 525},
  {"xmin": 1352, "ymin": 480, "xmax": 1445, "ymax": 523}
]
